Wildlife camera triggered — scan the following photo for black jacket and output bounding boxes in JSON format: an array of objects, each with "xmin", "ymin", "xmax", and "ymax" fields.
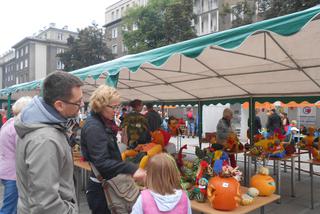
[
  {"xmin": 81, "ymin": 112, "xmax": 138, "ymax": 180},
  {"xmin": 145, "ymin": 110, "xmax": 162, "ymax": 132},
  {"xmin": 247, "ymin": 116, "xmax": 262, "ymax": 135},
  {"xmin": 266, "ymin": 113, "xmax": 282, "ymax": 134}
]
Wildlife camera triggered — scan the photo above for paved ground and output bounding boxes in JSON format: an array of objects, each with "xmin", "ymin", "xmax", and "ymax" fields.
[{"xmin": 1, "ymin": 137, "xmax": 319, "ymax": 213}]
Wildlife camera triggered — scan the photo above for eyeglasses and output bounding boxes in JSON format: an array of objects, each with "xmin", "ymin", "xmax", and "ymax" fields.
[
  {"xmin": 106, "ymin": 105, "xmax": 120, "ymax": 111},
  {"xmin": 62, "ymin": 100, "xmax": 83, "ymax": 108}
]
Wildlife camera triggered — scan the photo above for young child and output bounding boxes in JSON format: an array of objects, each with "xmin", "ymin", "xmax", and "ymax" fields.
[{"xmin": 131, "ymin": 153, "xmax": 192, "ymax": 214}]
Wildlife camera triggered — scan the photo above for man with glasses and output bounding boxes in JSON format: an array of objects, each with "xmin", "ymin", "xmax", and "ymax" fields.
[{"xmin": 14, "ymin": 71, "xmax": 83, "ymax": 214}]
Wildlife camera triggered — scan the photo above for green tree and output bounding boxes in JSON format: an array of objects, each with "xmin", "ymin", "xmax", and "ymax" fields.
[
  {"xmin": 231, "ymin": 0, "xmax": 255, "ymax": 28},
  {"xmin": 58, "ymin": 24, "xmax": 113, "ymax": 71},
  {"xmin": 122, "ymin": 0, "xmax": 196, "ymax": 54},
  {"xmin": 258, "ymin": 0, "xmax": 320, "ymax": 19}
]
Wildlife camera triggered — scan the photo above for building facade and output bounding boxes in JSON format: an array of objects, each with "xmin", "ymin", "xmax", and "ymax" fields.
[
  {"xmin": 0, "ymin": 24, "xmax": 78, "ymax": 88},
  {"xmin": 104, "ymin": 0, "xmax": 148, "ymax": 58},
  {"xmin": 105, "ymin": 0, "xmax": 258, "ymax": 58}
]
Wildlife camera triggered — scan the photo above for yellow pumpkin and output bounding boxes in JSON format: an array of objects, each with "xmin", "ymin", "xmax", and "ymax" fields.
[{"xmin": 250, "ymin": 174, "xmax": 276, "ymax": 196}]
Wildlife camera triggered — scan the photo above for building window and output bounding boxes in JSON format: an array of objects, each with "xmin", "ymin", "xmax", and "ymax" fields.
[
  {"xmin": 201, "ymin": 21, "xmax": 204, "ymax": 33},
  {"xmin": 16, "ymin": 51, "xmax": 19, "ymax": 59},
  {"xmin": 122, "ymin": 43, "xmax": 128, "ymax": 52},
  {"xmin": 112, "ymin": 45, "xmax": 118, "ymax": 54},
  {"xmin": 121, "ymin": 7, "xmax": 124, "ymax": 16},
  {"xmin": 16, "ymin": 64, "xmax": 19, "ymax": 71},
  {"xmin": 58, "ymin": 33, "xmax": 63, "ymax": 40},
  {"xmin": 20, "ymin": 49, "xmax": 23, "ymax": 57},
  {"xmin": 25, "ymin": 46, "xmax": 28, "ymax": 54},
  {"xmin": 111, "ymin": 11, "xmax": 115, "ymax": 20},
  {"xmin": 20, "ymin": 61, "xmax": 23, "ymax": 70},
  {"xmin": 132, "ymin": 23, "xmax": 138, "ymax": 31},
  {"xmin": 16, "ymin": 76, "xmax": 19, "ymax": 84},
  {"xmin": 57, "ymin": 48, "xmax": 64, "ymax": 54},
  {"xmin": 116, "ymin": 9, "xmax": 119, "ymax": 19},
  {"xmin": 57, "ymin": 60, "xmax": 64, "ymax": 70},
  {"xmin": 25, "ymin": 59, "xmax": 28, "ymax": 68},
  {"xmin": 112, "ymin": 28, "xmax": 118, "ymax": 38}
]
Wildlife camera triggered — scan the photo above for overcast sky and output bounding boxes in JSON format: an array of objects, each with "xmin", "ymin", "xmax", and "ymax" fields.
[{"xmin": 0, "ymin": 0, "xmax": 119, "ymax": 55}]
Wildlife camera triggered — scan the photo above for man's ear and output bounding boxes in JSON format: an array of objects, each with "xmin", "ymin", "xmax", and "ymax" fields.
[{"xmin": 53, "ymin": 100, "xmax": 64, "ymax": 113}]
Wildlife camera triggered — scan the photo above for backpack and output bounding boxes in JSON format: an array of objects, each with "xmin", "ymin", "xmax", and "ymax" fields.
[{"xmin": 90, "ymin": 163, "xmax": 140, "ymax": 214}]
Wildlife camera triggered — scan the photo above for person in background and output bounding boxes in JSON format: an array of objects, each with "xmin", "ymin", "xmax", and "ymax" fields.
[
  {"xmin": 119, "ymin": 107, "xmax": 127, "ymax": 126},
  {"xmin": 216, "ymin": 108, "xmax": 237, "ymax": 168},
  {"xmin": 81, "ymin": 85, "xmax": 146, "ymax": 214},
  {"xmin": 122, "ymin": 99, "xmax": 150, "ymax": 148},
  {"xmin": 0, "ymin": 96, "xmax": 32, "ymax": 214},
  {"xmin": 131, "ymin": 153, "xmax": 192, "ymax": 214},
  {"xmin": 145, "ymin": 103, "xmax": 162, "ymax": 132},
  {"xmin": 300, "ymin": 124, "xmax": 308, "ymax": 135},
  {"xmin": 266, "ymin": 109, "xmax": 282, "ymax": 136},
  {"xmin": 1, "ymin": 107, "xmax": 8, "ymax": 125},
  {"xmin": 186, "ymin": 107, "xmax": 195, "ymax": 138},
  {"xmin": 14, "ymin": 71, "xmax": 83, "ymax": 214},
  {"xmin": 281, "ymin": 112, "xmax": 290, "ymax": 133},
  {"xmin": 247, "ymin": 109, "xmax": 262, "ymax": 136}
]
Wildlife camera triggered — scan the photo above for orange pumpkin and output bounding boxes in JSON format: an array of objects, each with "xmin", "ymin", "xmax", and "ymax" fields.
[
  {"xmin": 250, "ymin": 174, "xmax": 276, "ymax": 196},
  {"xmin": 207, "ymin": 176, "xmax": 241, "ymax": 211}
]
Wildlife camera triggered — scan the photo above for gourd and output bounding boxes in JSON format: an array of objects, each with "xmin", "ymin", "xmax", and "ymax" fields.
[{"xmin": 121, "ymin": 150, "xmax": 138, "ymax": 160}]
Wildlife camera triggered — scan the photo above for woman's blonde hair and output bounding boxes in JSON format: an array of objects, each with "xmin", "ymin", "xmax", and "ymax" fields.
[
  {"xmin": 12, "ymin": 96, "xmax": 32, "ymax": 116},
  {"xmin": 145, "ymin": 153, "xmax": 181, "ymax": 195},
  {"xmin": 89, "ymin": 85, "xmax": 120, "ymax": 113}
]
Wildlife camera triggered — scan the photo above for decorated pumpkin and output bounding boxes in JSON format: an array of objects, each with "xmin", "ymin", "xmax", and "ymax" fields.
[
  {"xmin": 250, "ymin": 167, "xmax": 276, "ymax": 196},
  {"xmin": 207, "ymin": 176, "xmax": 241, "ymax": 211}
]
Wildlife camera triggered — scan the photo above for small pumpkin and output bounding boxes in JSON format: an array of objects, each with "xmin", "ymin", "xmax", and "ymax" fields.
[
  {"xmin": 207, "ymin": 176, "xmax": 241, "ymax": 211},
  {"xmin": 250, "ymin": 167, "xmax": 276, "ymax": 196}
]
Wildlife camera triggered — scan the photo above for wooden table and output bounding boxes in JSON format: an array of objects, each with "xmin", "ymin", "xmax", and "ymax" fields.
[
  {"xmin": 247, "ymin": 154, "xmax": 298, "ymax": 203},
  {"xmin": 191, "ymin": 186, "xmax": 280, "ymax": 214},
  {"xmin": 305, "ymin": 159, "xmax": 320, "ymax": 209}
]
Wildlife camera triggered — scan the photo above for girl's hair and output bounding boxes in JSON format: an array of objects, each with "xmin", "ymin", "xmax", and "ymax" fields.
[
  {"xmin": 145, "ymin": 153, "xmax": 181, "ymax": 195},
  {"xmin": 12, "ymin": 96, "xmax": 32, "ymax": 116}
]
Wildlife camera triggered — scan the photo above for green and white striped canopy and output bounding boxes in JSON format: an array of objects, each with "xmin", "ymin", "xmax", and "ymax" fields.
[{"xmin": 1, "ymin": 5, "xmax": 320, "ymax": 103}]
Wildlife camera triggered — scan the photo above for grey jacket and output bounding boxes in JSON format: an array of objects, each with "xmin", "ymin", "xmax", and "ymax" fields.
[
  {"xmin": 14, "ymin": 96, "xmax": 77, "ymax": 214},
  {"xmin": 216, "ymin": 118, "xmax": 233, "ymax": 144}
]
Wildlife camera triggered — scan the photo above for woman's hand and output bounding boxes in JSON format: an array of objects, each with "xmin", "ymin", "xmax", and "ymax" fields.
[{"xmin": 133, "ymin": 168, "xmax": 146, "ymax": 181}]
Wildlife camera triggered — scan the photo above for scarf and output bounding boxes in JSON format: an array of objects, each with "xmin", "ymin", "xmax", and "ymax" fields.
[{"xmin": 101, "ymin": 115, "xmax": 119, "ymax": 135}]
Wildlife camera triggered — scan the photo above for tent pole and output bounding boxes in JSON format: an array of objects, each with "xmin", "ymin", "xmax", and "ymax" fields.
[
  {"xmin": 249, "ymin": 97, "xmax": 255, "ymax": 145},
  {"xmin": 198, "ymin": 101, "xmax": 203, "ymax": 149},
  {"xmin": 7, "ymin": 93, "xmax": 12, "ymax": 119}
]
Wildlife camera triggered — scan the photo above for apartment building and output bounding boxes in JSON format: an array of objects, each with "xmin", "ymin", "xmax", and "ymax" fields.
[
  {"xmin": 0, "ymin": 24, "xmax": 78, "ymax": 88},
  {"xmin": 104, "ymin": 0, "xmax": 148, "ymax": 58},
  {"xmin": 104, "ymin": 0, "xmax": 258, "ymax": 57}
]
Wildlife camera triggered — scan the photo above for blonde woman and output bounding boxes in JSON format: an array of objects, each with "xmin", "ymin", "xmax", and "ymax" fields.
[
  {"xmin": 80, "ymin": 85, "xmax": 146, "ymax": 214},
  {"xmin": 131, "ymin": 153, "xmax": 192, "ymax": 214},
  {"xmin": 0, "ymin": 96, "xmax": 32, "ymax": 214}
]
